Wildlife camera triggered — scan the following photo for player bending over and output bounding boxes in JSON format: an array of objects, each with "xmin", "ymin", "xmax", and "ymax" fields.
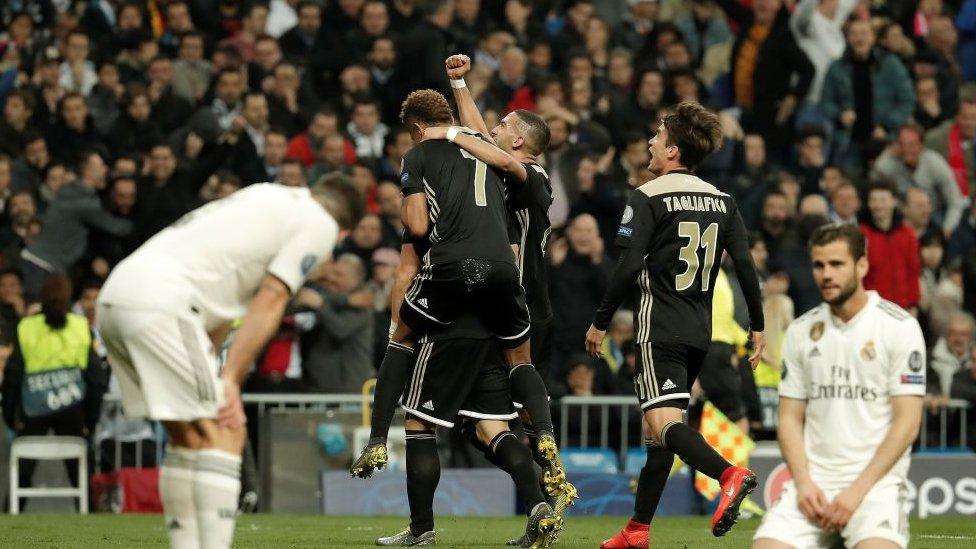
[
  {"xmin": 351, "ymin": 89, "xmax": 569, "ymax": 504},
  {"xmin": 753, "ymin": 224, "xmax": 925, "ymax": 549},
  {"xmin": 585, "ymin": 101, "xmax": 765, "ymax": 547},
  {"xmin": 97, "ymin": 179, "xmax": 363, "ymax": 549}
]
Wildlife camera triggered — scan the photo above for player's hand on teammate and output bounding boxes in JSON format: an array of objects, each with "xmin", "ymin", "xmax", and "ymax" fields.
[
  {"xmin": 795, "ymin": 477, "xmax": 828, "ymax": 525},
  {"xmin": 445, "ymin": 54, "xmax": 471, "ymax": 79},
  {"xmin": 821, "ymin": 484, "xmax": 866, "ymax": 531},
  {"xmin": 217, "ymin": 377, "xmax": 247, "ymax": 429},
  {"xmin": 421, "ymin": 126, "xmax": 449, "ymax": 141},
  {"xmin": 747, "ymin": 330, "xmax": 765, "ymax": 370},
  {"xmin": 584, "ymin": 324, "xmax": 606, "ymax": 359}
]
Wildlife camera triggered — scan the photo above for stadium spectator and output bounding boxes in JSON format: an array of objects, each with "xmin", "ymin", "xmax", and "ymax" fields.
[
  {"xmin": 719, "ymin": 0, "xmax": 814, "ymax": 160},
  {"xmin": 59, "ymin": 30, "xmax": 97, "ymax": 96},
  {"xmin": 0, "ymin": 269, "xmax": 26, "ymax": 339},
  {"xmin": 600, "ymin": 310, "xmax": 634, "ymax": 381},
  {"xmin": 266, "ymin": 62, "xmax": 314, "ymax": 138},
  {"xmin": 960, "ymin": 0, "xmax": 976, "ymax": 82},
  {"xmin": 299, "ymin": 254, "xmax": 375, "ymax": 394},
  {"xmin": 930, "ymin": 311, "xmax": 975, "ymax": 397},
  {"xmin": 873, "ymin": 124, "xmax": 967, "ymax": 234},
  {"xmin": 904, "ymin": 187, "xmax": 941, "ymax": 242},
  {"xmin": 793, "ymin": 127, "xmax": 829, "ymax": 195},
  {"xmin": 0, "ymin": 274, "xmax": 107, "ymax": 511},
  {"xmin": 0, "ymin": 90, "xmax": 33, "ymax": 158},
  {"xmin": 279, "ymin": 158, "xmax": 307, "ymax": 188},
  {"xmin": 676, "ymin": 0, "xmax": 732, "ymax": 64},
  {"xmin": 279, "ymin": 1, "xmax": 322, "ymax": 64},
  {"xmin": 286, "ymin": 110, "xmax": 356, "ymax": 168},
  {"xmin": 948, "ymin": 196, "xmax": 976, "ymax": 263},
  {"xmin": 925, "ymin": 90, "xmax": 976, "ymax": 198},
  {"xmin": 180, "ymin": 67, "xmax": 246, "ymax": 144},
  {"xmin": 789, "ymin": 0, "xmax": 856, "ymax": 111},
  {"xmin": 145, "ymin": 56, "xmax": 194, "ymax": 136},
  {"xmin": 347, "ymin": 99, "xmax": 389, "ymax": 160},
  {"xmin": 859, "ymin": 179, "xmax": 921, "ymax": 311},
  {"xmin": 106, "ymin": 85, "xmax": 164, "ymax": 160},
  {"xmin": 219, "ymin": 3, "xmax": 269, "ymax": 63},
  {"xmin": 828, "ymin": 180, "xmax": 860, "ymax": 225},
  {"xmin": 569, "ymin": 154, "xmax": 625, "ymax": 251},
  {"xmin": 820, "ymin": 18, "xmax": 915, "ymax": 168},
  {"xmin": 949, "ymin": 344, "xmax": 976, "ymax": 449},
  {"xmin": 171, "ymin": 32, "xmax": 212, "ymax": 105},
  {"xmin": 549, "ymin": 214, "xmax": 610, "ymax": 370},
  {"xmin": 49, "ymin": 92, "xmax": 108, "ymax": 166},
  {"xmin": 914, "ymin": 76, "xmax": 949, "ymax": 130}
]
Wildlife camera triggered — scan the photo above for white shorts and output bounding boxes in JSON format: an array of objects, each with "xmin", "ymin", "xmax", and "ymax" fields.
[
  {"xmin": 753, "ymin": 476, "xmax": 910, "ymax": 548},
  {"xmin": 97, "ymin": 302, "xmax": 223, "ymax": 421}
]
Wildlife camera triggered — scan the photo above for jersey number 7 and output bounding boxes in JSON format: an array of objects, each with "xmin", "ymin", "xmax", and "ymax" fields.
[
  {"xmin": 459, "ymin": 149, "xmax": 488, "ymax": 206},
  {"xmin": 675, "ymin": 221, "xmax": 719, "ymax": 292}
]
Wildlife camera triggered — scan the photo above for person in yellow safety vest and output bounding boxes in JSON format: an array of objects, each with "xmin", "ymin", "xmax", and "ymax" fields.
[
  {"xmin": 0, "ymin": 275, "xmax": 107, "ymax": 511},
  {"xmin": 699, "ymin": 267, "xmax": 752, "ymax": 434}
]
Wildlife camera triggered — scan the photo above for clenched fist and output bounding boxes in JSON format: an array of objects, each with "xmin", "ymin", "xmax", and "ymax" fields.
[{"xmin": 445, "ymin": 54, "xmax": 471, "ymax": 80}]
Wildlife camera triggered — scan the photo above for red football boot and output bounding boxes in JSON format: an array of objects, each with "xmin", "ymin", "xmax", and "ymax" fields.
[
  {"xmin": 711, "ymin": 466, "xmax": 758, "ymax": 537},
  {"xmin": 600, "ymin": 519, "xmax": 650, "ymax": 549}
]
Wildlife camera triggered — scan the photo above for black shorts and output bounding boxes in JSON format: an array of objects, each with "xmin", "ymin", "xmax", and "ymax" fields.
[
  {"xmin": 698, "ymin": 342, "xmax": 745, "ymax": 422},
  {"xmin": 401, "ymin": 259, "xmax": 532, "ymax": 347},
  {"xmin": 400, "ymin": 338, "xmax": 517, "ymax": 428},
  {"xmin": 634, "ymin": 342, "xmax": 707, "ymax": 411}
]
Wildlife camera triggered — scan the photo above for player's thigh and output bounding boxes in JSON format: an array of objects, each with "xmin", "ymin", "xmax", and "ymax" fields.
[
  {"xmin": 753, "ymin": 481, "xmax": 833, "ymax": 549},
  {"xmin": 852, "ymin": 540, "xmax": 902, "ymax": 549},
  {"xmin": 401, "ymin": 263, "xmax": 463, "ymax": 335},
  {"xmin": 460, "ymin": 345, "xmax": 518, "ymax": 443},
  {"xmin": 474, "ymin": 261, "xmax": 531, "ymax": 347},
  {"xmin": 192, "ymin": 417, "xmax": 247, "ymax": 454},
  {"xmin": 100, "ymin": 306, "xmax": 221, "ymax": 421},
  {"xmin": 843, "ymin": 478, "xmax": 910, "ymax": 549},
  {"xmin": 401, "ymin": 338, "xmax": 490, "ymax": 428}
]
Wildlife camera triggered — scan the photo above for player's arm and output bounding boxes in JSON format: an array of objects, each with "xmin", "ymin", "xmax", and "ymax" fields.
[
  {"xmin": 778, "ymin": 397, "xmax": 828, "ymax": 522},
  {"xmin": 822, "ymin": 320, "xmax": 926, "ymax": 531},
  {"xmin": 426, "ymin": 126, "xmax": 528, "ymax": 182},
  {"xmin": 446, "ymin": 54, "xmax": 491, "ymax": 138},
  {"xmin": 217, "ymin": 275, "xmax": 291, "ymax": 427},
  {"xmin": 724, "ymin": 203, "xmax": 765, "ymax": 367},
  {"xmin": 399, "ymin": 147, "xmax": 430, "ymax": 238},
  {"xmin": 586, "ymin": 195, "xmax": 654, "ymax": 356}
]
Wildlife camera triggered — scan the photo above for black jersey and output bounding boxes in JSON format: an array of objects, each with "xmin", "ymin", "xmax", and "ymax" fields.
[
  {"xmin": 507, "ymin": 163, "xmax": 554, "ymax": 324},
  {"xmin": 400, "ymin": 139, "xmax": 514, "ymax": 266},
  {"xmin": 593, "ymin": 171, "xmax": 763, "ymax": 350}
]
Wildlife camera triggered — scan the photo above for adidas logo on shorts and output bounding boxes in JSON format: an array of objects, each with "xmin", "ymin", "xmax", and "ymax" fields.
[
  {"xmin": 422, "ymin": 400, "xmax": 435, "ymax": 411},
  {"xmin": 661, "ymin": 379, "xmax": 677, "ymax": 390},
  {"xmin": 418, "ymin": 298, "xmax": 429, "ymax": 308}
]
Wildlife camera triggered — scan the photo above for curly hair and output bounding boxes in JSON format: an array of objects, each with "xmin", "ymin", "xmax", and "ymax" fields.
[
  {"xmin": 660, "ymin": 101, "xmax": 722, "ymax": 170},
  {"xmin": 399, "ymin": 89, "xmax": 454, "ymax": 127}
]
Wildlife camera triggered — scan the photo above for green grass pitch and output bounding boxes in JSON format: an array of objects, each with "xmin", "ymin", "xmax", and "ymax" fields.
[{"xmin": 1, "ymin": 515, "xmax": 974, "ymax": 548}]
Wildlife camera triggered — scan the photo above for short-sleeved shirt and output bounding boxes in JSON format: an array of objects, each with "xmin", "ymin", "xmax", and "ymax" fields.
[
  {"xmin": 615, "ymin": 171, "xmax": 753, "ymax": 349},
  {"xmin": 100, "ymin": 184, "xmax": 338, "ymax": 331},
  {"xmin": 399, "ymin": 138, "xmax": 514, "ymax": 266},
  {"xmin": 778, "ymin": 291, "xmax": 926, "ymax": 483},
  {"xmin": 507, "ymin": 163, "xmax": 554, "ymax": 323}
]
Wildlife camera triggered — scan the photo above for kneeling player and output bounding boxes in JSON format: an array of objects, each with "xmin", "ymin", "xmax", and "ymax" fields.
[
  {"xmin": 376, "ymin": 316, "xmax": 560, "ymax": 548},
  {"xmin": 753, "ymin": 224, "xmax": 924, "ymax": 549}
]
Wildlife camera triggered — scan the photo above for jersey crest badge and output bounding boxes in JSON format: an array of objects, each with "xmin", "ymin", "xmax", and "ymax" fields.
[
  {"xmin": 621, "ymin": 205, "xmax": 634, "ymax": 224},
  {"xmin": 860, "ymin": 340, "xmax": 876, "ymax": 361},
  {"xmin": 810, "ymin": 321, "xmax": 824, "ymax": 341},
  {"xmin": 908, "ymin": 350, "xmax": 923, "ymax": 372}
]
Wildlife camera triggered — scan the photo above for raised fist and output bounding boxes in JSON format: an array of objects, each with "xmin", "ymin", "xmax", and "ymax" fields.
[{"xmin": 445, "ymin": 54, "xmax": 471, "ymax": 80}]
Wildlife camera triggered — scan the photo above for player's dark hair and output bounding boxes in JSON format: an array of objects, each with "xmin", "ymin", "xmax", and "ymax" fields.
[
  {"xmin": 513, "ymin": 109, "xmax": 550, "ymax": 155},
  {"xmin": 660, "ymin": 101, "xmax": 722, "ymax": 170},
  {"xmin": 310, "ymin": 172, "xmax": 366, "ymax": 231},
  {"xmin": 809, "ymin": 223, "xmax": 866, "ymax": 260},
  {"xmin": 40, "ymin": 274, "xmax": 73, "ymax": 329},
  {"xmin": 399, "ymin": 89, "xmax": 454, "ymax": 127}
]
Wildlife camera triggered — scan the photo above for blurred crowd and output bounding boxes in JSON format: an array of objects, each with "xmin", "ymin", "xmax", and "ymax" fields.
[{"xmin": 0, "ymin": 0, "xmax": 972, "ymax": 454}]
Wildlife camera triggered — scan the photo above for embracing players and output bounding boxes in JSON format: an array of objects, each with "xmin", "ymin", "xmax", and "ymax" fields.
[
  {"xmin": 97, "ymin": 178, "xmax": 363, "ymax": 549},
  {"xmin": 753, "ymin": 224, "xmax": 925, "ymax": 549},
  {"xmin": 585, "ymin": 101, "xmax": 766, "ymax": 547}
]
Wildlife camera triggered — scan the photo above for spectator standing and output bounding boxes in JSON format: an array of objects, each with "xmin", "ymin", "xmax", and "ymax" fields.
[
  {"xmin": 789, "ymin": 0, "xmax": 857, "ymax": 109},
  {"xmin": 925, "ymin": 91, "xmax": 976, "ymax": 199},
  {"xmin": 0, "ymin": 275, "xmax": 107, "ymax": 511},
  {"xmin": 719, "ymin": 0, "xmax": 814, "ymax": 160},
  {"xmin": 859, "ymin": 180, "xmax": 921, "ymax": 311},
  {"xmin": 819, "ymin": 19, "xmax": 915, "ymax": 169},
  {"xmin": 299, "ymin": 255, "xmax": 375, "ymax": 393},
  {"xmin": 873, "ymin": 124, "xmax": 967, "ymax": 235}
]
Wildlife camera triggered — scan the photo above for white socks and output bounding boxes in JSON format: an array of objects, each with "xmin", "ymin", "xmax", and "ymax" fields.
[
  {"xmin": 193, "ymin": 449, "xmax": 242, "ymax": 549},
  {"xmin": 160, "ymin": 447, "xmax": 200, "ymax": 549},
  {"xmin": 161, "ymin": 447, "xmax": 242, "ymax": 549}
]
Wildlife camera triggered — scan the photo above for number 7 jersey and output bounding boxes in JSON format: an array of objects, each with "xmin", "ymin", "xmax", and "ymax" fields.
[
  {"xmin": 399, "ymin": 138, "xmax": 514, "ymax": 266},
  {"xmin": 614, "ymin": 171, "xmax": 762, "ymax": 350}
]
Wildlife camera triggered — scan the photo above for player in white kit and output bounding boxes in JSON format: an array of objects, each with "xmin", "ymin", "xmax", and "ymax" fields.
[
  {"xmin": 97, "ymin": 178, "xmax": 362, "ymax": 549},
  {"xmin": 753, "ymin": 224, "xmax": 925, "ymax": 549}
]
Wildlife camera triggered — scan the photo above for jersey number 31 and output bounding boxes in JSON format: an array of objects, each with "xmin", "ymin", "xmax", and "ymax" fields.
[{"xmin": 675, "ymin": 221, "xmax": 718, "ymax": 292}]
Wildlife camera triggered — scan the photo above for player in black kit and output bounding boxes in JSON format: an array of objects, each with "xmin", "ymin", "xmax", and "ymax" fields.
[
  {"xmin": 351, "ymin": 90, "xmax": 570, "ymax": 507},
  {"xmin": 584, "ymin": 102, "xmax": 766, "ymax": 547}
]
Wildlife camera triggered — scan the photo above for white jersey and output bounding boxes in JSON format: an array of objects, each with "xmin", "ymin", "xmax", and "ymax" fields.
[
  {"xmin": 778, "ymin": 291, "xmax": 926, "ymax": 484},
  {"xmin": 100, "ymin": 184, "xmax": 338, "ymax": 332}
]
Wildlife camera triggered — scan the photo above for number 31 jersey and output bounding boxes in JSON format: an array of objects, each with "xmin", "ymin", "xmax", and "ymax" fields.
[
  {"xmin": 616, "ymin": 171, "xmax": 754, "ymax": 350},
  {"xmin": 400, "ymin": 138, "xmax": 514, "ymax": 266}
]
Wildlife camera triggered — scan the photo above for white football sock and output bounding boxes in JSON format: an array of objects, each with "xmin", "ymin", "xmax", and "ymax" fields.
[
  {"xmin": 193, "ymin": 449, "xmax": 242, "ymax": 549},
  {"xmin": 160, "ymin": 447, "xmax": 200, "ymax": 549}
]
